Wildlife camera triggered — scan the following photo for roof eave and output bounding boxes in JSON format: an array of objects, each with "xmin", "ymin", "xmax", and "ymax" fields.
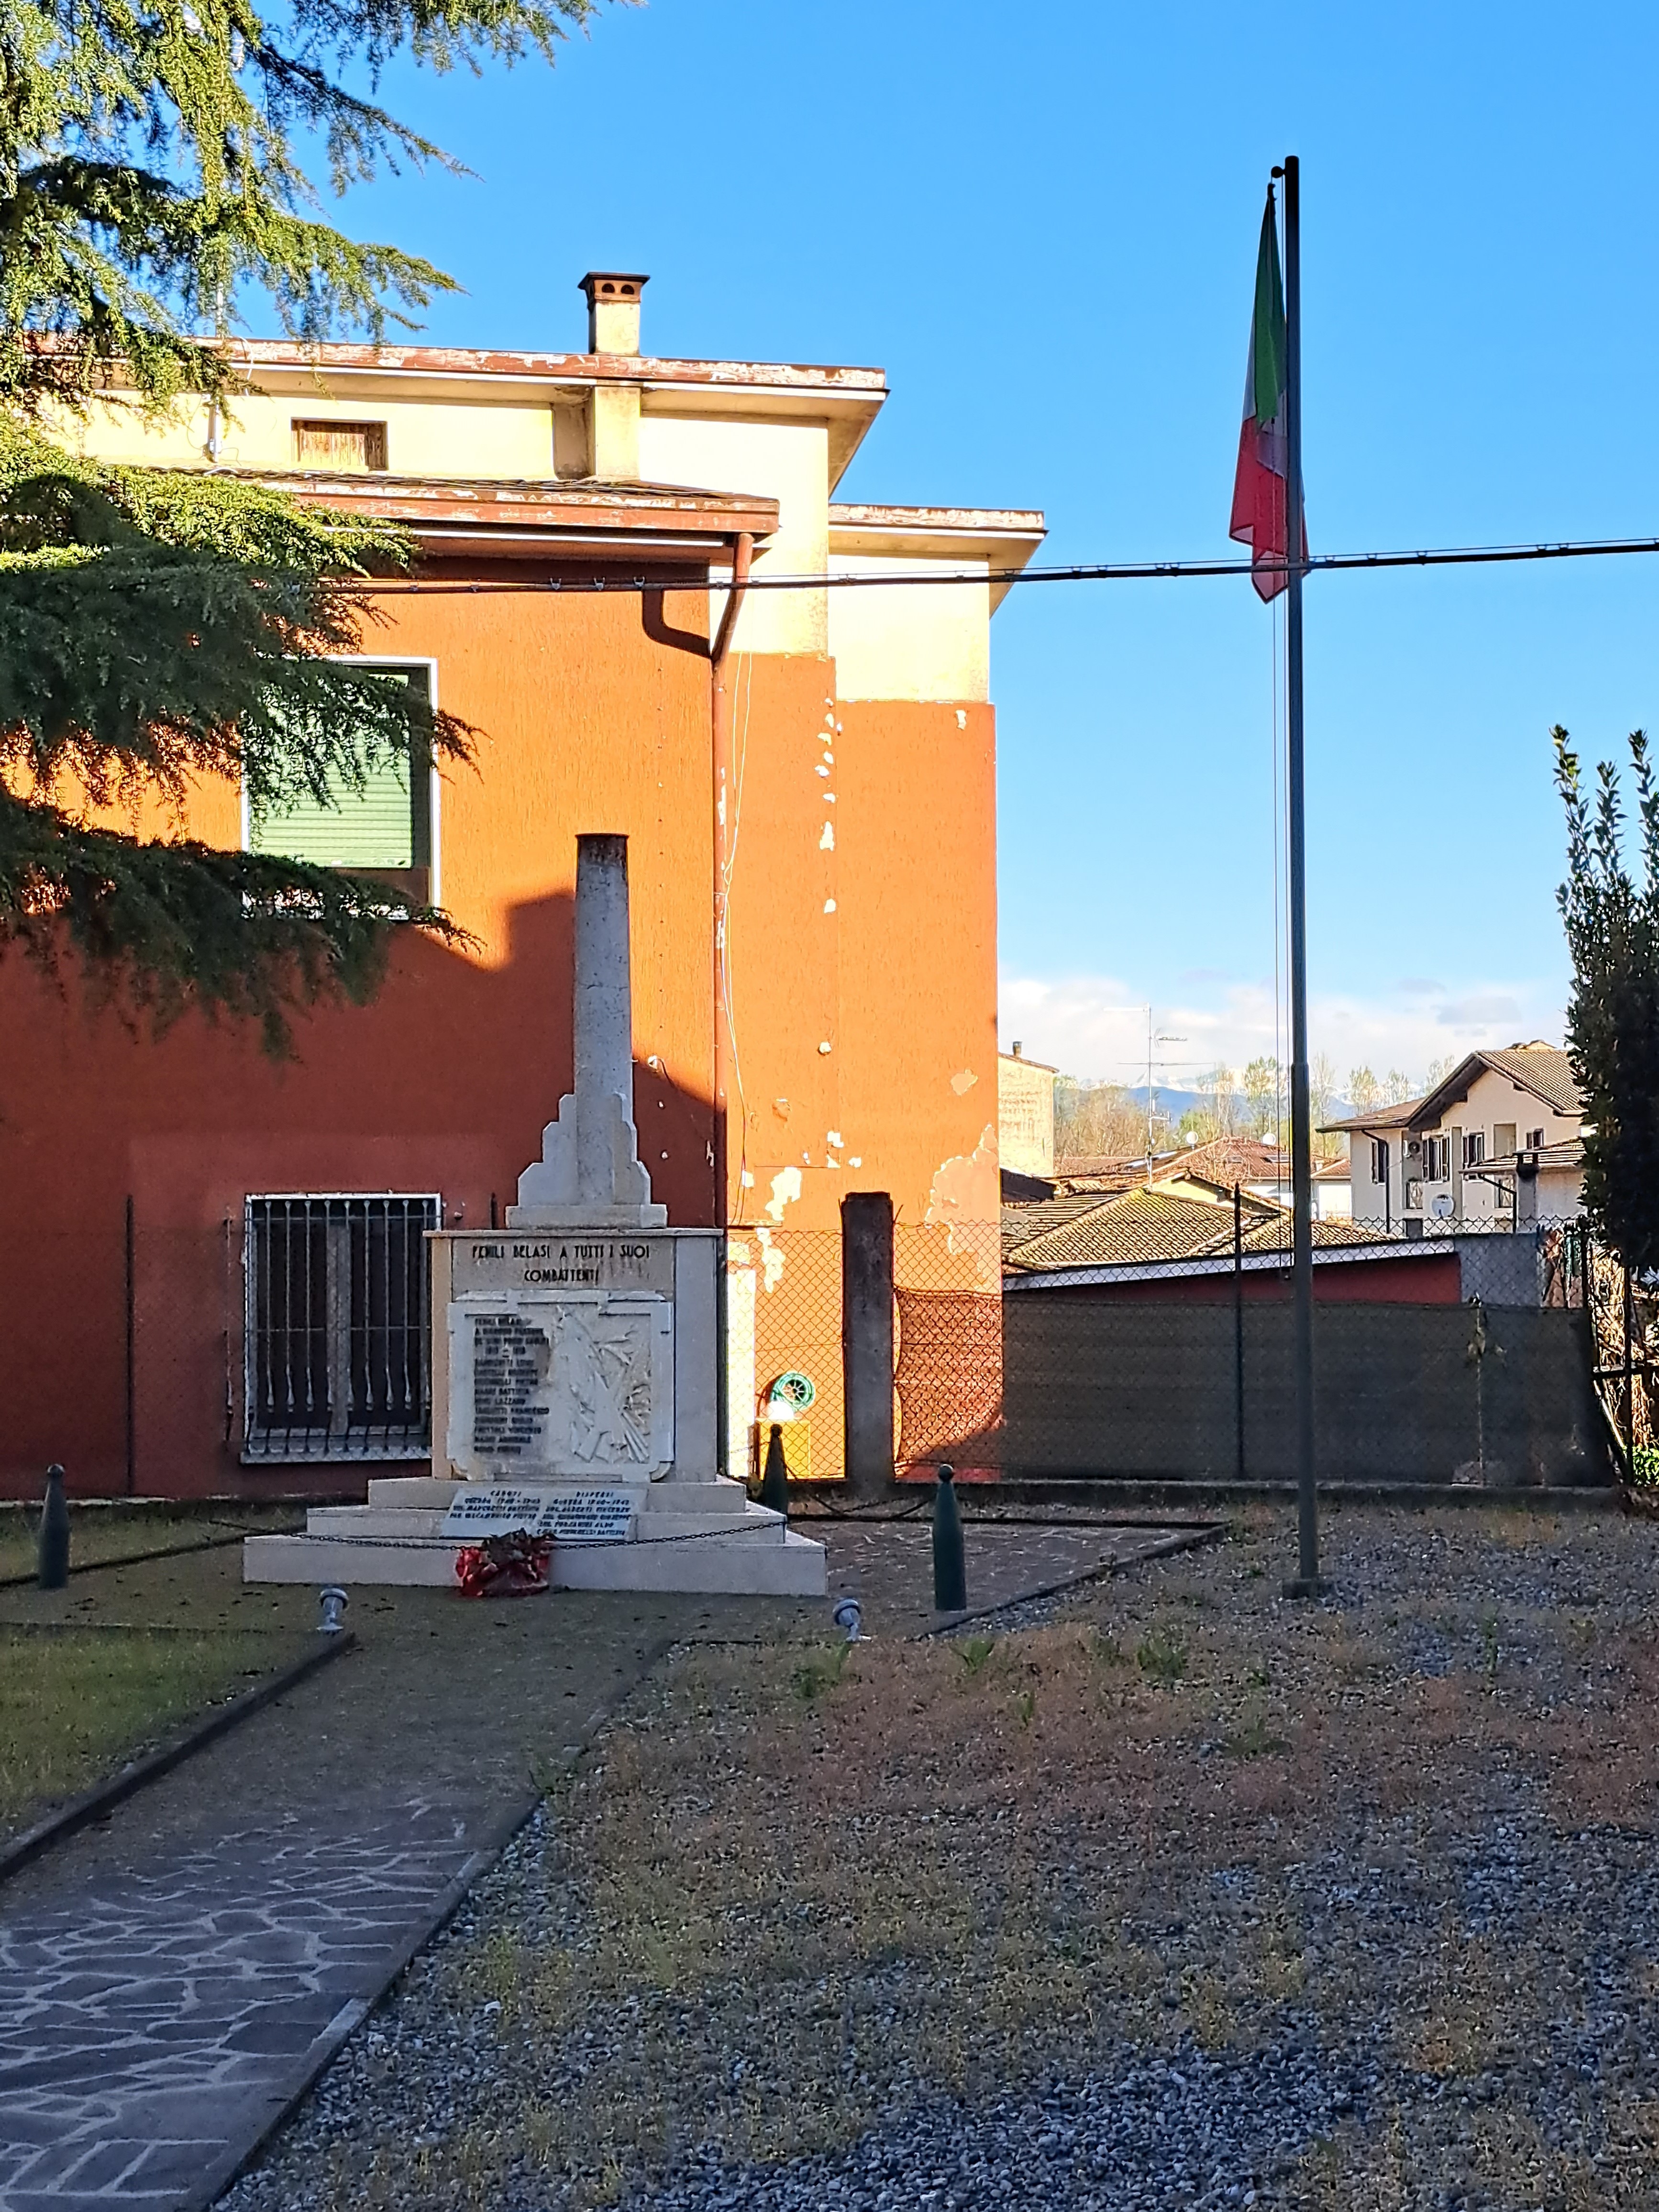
[
  {"xmin": 211, "ymin": 467, "xmax": 780, "ymax": 557},
  {"xmin": 827, "ymin": 503, "xmax": 1048, "ymax": 611}
]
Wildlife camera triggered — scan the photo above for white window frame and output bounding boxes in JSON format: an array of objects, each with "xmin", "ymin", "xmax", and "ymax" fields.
[{"xmin": 241, "ymin": 655, "xmax": 442, "ymax": 905}]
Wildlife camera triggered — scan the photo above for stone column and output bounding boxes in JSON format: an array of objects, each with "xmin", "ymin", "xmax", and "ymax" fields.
[
  {"xmin": 574, "ymin": 834, "xmax": 633, "ymax": 1207},
  {"xmin": 509, "ymin": 831, "xmax": 665, "ymax": 1228}
]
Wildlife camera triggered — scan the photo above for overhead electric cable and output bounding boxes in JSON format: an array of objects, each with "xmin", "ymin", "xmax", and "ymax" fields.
[{"xmin": 357, "ymin": 531, "xmax": 1659, "ymax": 595}]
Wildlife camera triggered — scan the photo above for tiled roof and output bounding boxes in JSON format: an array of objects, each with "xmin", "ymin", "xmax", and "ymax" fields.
[
  {"xmin": 1053, "ymin": 1136, "xmax": 1288, "ymax": 1194},
  {"xmin": 1471, "ymin": 1137, "xmax": 1585, "ymax": 1174},
  {"xmin": 220, "ymin": 468, "xmax": 780, "ymax": 542},
  {"xmin": 1006, "ymin": 1190, "xmax": 1241, "ymax": 1271},
  {"xmin": 1238, "ymin": 1214, "xmax": 1378, "ymax": 1253},
  {"xmin": 1414, "ymin": 1045, "xmax": 1580, "ymax": 1127},
  {"xmin": 1004, "ymin": 1185, "xmax": 1381, "ymax": 1273},
  {"xmin": 1320, "ymin": 1096, "xmax": 1423, "ymax": 1134},
  {"xmin": 1001, "ymin": 1193, "xmax": 1108, "ymax": 1261},
  {"xmin": 1468, "ymin": 1046, "xmax": 1580, "ymax": 1115}
]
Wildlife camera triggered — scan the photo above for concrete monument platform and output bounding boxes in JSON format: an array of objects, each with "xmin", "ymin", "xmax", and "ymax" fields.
[
  {"xmin": 245, "ymin": 832, "xmax": 827, "ymax": 1600},
  {"xmin": 243, "ymin": 1474, "xmax": 828, "ymax": 1595}
]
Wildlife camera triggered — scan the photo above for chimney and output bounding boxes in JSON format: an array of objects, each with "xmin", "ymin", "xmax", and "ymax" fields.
[
  {"xmin": 580, "ymin": 271, "xmax": 648, "ymax": 355},
  {"xmin": 578, "ymin": 272, "xmax": 647, "ymax": 482}
]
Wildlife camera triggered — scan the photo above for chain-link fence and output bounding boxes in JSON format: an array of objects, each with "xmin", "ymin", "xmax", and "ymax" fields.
[
  {"xmin": 1580, "ymin": 1227, "xmax": 1659, "ymax": 1485},
  {"xmin": 738, "ymin": 1216, "xmax": 1606, "ymax": 1490},
  {"xmin": 5, "ymin": 1204, "xmax": 1611, "ymax": 1501},
  {"xmin": 2, "ymin": 1208, "xmax": 437, "ymax": 1500},
  {"xmin": 724, "ymin": 1223, "xmax": 1002, "ymax": 1483}
]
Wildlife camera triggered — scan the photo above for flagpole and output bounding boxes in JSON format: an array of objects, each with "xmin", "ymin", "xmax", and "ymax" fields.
[{"xmin": 1279, "ymin": 154, "xmax": 1321, "ymax": 1595}]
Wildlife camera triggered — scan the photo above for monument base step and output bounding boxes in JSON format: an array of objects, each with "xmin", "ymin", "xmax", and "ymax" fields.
[{"xmin": 243, "ymin": 1513, "xmax": 828, "ymax": 1597}]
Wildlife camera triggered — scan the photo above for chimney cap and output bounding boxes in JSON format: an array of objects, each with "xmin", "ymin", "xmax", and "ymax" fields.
[{"xmin": 579, "ymin": 271, "xmax": 650, "ymax": 304}]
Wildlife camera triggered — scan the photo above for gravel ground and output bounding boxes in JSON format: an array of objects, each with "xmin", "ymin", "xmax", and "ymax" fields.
[{"xmin": 225, "ymin": 1503, "xmax": 1659, "ymax": 2212}]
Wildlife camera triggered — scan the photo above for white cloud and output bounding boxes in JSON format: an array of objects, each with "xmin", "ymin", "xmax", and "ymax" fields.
[{"xmin": 999, "ymin": 968, "xmax": 1567, "ymax": 1090}]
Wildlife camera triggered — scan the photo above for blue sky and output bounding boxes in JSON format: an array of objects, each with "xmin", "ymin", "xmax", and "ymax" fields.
[{"xmin": 331, "ymin": 0, "xmax": 1659, "ymax": 1094}]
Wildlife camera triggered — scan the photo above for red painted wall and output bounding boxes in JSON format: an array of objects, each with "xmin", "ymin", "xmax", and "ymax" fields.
[
  {"xmin": 0, "ymin": 581, "xmax": 1005, "ymax": 1499},
  {"xmin": 0, "ymin": 578, "xmax": 719, "ymax": 1500}
]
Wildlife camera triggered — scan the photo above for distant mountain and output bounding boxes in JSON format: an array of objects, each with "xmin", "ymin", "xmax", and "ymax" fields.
[{"xmin": 1060, "ymin": 1081, "xmax": 1356, "ymax": 1130}]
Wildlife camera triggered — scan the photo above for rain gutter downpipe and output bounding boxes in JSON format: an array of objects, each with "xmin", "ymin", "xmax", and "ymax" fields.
[{"xmin": 711, "ymin": 529, "xmax": 753, "ymax": 1479}]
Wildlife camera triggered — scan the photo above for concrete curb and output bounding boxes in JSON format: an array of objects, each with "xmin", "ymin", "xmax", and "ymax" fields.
[
  {"xmin": 198, "ymin": 1628, "xmax": 683, "ymax": 2212},
  {"xmin": 918, "ymin": 1522, "xmax": 1226, "ymax": 1638},
  {"xmin": 0, "ymin": 1632, "xmax": 356, "ymax": 1887}
]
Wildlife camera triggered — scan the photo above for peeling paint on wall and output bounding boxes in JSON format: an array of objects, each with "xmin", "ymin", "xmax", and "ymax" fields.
[
  {"xmin": 764, "ymin": 1164, "xmax": 803, "ymax": 1224},
  {"xmin": 926, "ymin": 1123, "xmax": 1000, "ymax": 1283},
  {"xmin": 951, "ymin": 1068, "xmax": 978, "ymax": 1095},
  {"xmin": 754, "ymin": 1223, "xmax": 786, "ymax": 1292}
]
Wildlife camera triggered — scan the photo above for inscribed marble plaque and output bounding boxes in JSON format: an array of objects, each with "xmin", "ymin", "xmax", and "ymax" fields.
[
  {"xmin": 440, "ymin": 1486, "xmax": 636, "ymax": 1542},
  {"xmin": 450, "ymin": 1234, "xmax": 675, "ymax": 1297},
  {"xmin": 447, "ymin": 1289, "xmax": 674, "ymax": 1481}
]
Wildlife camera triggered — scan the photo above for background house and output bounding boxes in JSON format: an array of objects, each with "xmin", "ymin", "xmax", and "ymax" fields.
[
  {"xmin": 3, "ymin": 272, "xmax": 1042, "ymax": 1497},
  {"xmin": 1327, "ymin": 1044, "xmax": 1582, "ymax": 1231},
  {"xmin": 997, "ymin": 1044, "xmax": 1058, "ymax": 1179}
]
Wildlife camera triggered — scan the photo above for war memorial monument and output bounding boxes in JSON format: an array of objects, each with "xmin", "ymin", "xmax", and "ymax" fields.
[{"xmin": 244, "ymin": 835, "xmax": 829, "ymax": 1596}]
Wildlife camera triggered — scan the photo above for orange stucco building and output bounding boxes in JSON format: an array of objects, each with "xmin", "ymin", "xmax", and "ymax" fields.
[{"xmin": 0, "ymin": 273, "xmax": 1042, "ymax": 1497}]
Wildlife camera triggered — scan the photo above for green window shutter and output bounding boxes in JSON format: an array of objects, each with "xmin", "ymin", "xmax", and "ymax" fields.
[{"xmin": 249, "ymin": 666, "xmax": 429, "ymax": 871}]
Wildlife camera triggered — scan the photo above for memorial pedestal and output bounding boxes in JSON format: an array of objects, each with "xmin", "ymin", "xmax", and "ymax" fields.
[
  {"xmin": 243, "ymin": 1228, "xmax": 827, "ymax": 1597},
  {"xmin": 243, "ymin": 832, "xmax": 826, "ymax": 1600}
]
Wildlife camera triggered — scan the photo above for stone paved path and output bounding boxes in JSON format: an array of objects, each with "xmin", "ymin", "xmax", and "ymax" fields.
[
  {"xmin": 0, "ymin": 1802, "xmax": 482, "ymax": 2210},
  {"xmin": 0, "ymin": 1549, "xmax": 802, "ymax": 2212},
  {"xmin": 0, "ymin": 1520, "xmax": 1202, "ymax": 2212}
]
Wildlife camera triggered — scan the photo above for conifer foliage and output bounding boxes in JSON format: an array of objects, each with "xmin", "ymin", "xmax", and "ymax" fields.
[
  {"xmin": 0, "ymin": 0, "xmax": 601, "ymax": 1043},
  {"xmin": 1554, "ymin": 725, "xmax": 1659, "ymax": 1269}
]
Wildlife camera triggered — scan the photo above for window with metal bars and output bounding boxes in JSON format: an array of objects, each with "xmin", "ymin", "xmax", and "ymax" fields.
[{"xmin": 244, "ymin": 1195, "xmax": 438, "ymax": 1460}]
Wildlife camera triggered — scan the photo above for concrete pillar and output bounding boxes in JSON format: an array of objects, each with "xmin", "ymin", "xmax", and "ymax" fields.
[
  {"xmin": 1516, "ymin": 1154, "xmax": 1539, "ymax": 1226},
  {"xmin": 842, "ymin": 1192, "xmax": 895, "ymax": 1498},
  {"xmin": 509, "ymin": 830, "xmax": 664, "ymax": 1228},
  {"xmin": 573, "ymin": 834, "xmax": 633, "ymax": 1206}
]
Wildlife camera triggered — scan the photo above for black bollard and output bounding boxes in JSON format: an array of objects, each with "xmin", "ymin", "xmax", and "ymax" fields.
[
  {"xmin": 932, "ymin": 1462, "xmax": 966, "ymax": 1613},
  {"xmin": 38, "ymin": 1463, "xmax": 70, "ymax": 1591},
  {"xmin": 760, "ymin": 1423, "xmax": 790, "ymax": 1519}
]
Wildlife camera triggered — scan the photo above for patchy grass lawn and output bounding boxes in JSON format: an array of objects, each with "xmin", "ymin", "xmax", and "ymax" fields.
[
  {"xmin": 0, "ymin": 1624, "xmax": 313, "ymax": 1838},
  {"xmin": 0, "ymin": 1502, "xmax": 300, "ymax": 1583},
  {"xmin": 235, "ymin": 1504, "xmax": 1659, "ymax": 2212}
]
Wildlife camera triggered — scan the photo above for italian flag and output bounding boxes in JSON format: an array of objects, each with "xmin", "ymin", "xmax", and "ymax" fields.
[{"xmin": 1229, "ymin": 195, "xmax": 1292, "ymax": 600}]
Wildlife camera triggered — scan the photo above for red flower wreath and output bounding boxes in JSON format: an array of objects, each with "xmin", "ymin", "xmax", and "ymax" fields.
[{"xmin": 454, "ymin": 1529, "xmax": 553, "ymax": 1598}]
